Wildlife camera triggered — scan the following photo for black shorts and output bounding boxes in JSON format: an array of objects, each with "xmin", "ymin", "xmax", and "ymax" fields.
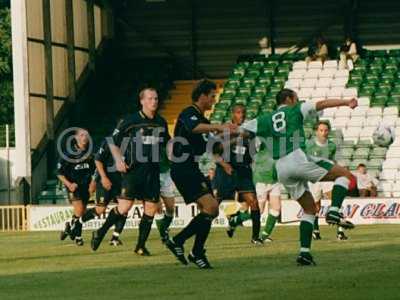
[
  {"xmin": 120, "ymin": 164, "xmax": 160, "ymax": 202},
  {"xmin": 95, "ymin": 173, "xmax": 121, "ymax": 207},
  {"xmin": 171, "ymin": 164, "xmax": 213, "ymax": 204},
  {"xmin": 68, "ymin": 184, "xmax": 90, "ymax": 205},
  {"xmin": 215, "ymin": 165, "xmax": 255, "ymax": 202}
]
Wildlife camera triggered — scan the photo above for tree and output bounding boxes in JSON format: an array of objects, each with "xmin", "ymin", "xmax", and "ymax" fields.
[{"xmin": 0, "ymin": 6, "xmax": 13, "ymax": 125}]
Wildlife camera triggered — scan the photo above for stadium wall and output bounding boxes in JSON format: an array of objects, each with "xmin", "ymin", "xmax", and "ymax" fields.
[
  {"xmin": 11, "ymin": 0, "xmax": 112, "ymax": 203},
  {"xmin": 25, "ymin": 198, "xmax": 400, "ymax": 231}
]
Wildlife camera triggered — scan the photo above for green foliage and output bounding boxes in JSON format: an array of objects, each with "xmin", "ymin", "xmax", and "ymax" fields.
[{"xmin": 0, "ymin": 7, "xmax": 13, "ymax": 125}]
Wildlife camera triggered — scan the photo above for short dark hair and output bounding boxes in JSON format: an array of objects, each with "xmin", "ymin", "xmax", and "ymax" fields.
[
  {"xmin": 231, "ymin": 103, "xmax": 246, "ymax": 112},
  {"xmin": 357, "ymin": 163, "xmax": 366, "ymax": 168},
  {"xmin": 276, "ymin": 89, "xmax": 296, "ymax": 106},
  {"xmin": 192, "ymin": 79, "xmax": 217, "ymax": 102},
  {"xmin": 314, "ymin": 120, "xmax": 331, "ymax": 131}
]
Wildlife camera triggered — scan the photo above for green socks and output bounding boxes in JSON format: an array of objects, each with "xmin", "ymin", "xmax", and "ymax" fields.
[
  {"xmin": 231, "ymin": 210, "xmax": 251, "ymax": 227},
  {"xmin": 263, "ymin": 209, "xmax": 280, "ymax": 237},
  {"xmin": 330, "ymin": 177, "xmax": 350, "ymax": 211},
  {"xmin": 300, "ymin": 213, "xmax": 315, "ymax": 253}
]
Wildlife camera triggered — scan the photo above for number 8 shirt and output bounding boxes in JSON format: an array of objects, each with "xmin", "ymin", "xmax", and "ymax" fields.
[{"xmin": 242, "ymin": 101, "xmax": 334, "ymax": 200}]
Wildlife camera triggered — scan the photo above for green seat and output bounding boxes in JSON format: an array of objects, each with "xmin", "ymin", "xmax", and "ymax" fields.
[
  {"xmin": 382, "ymin": 67, "xmax": 397, "ymax": 74},
  {"xmin": 269, "ymin": 86, "xmax": 282, "ymax": 94},
  {"xmin": 369, "ymin": 65, "xmax": 383, "ymax": 73},
  {"xmin": 266, "ymin": 61, "xmax": 279, "ymax": 68},
  {"xmin": 238, "ymin": 87, "xmax": 251, "ymax": 95},
  {"xmin": 242, "ymin": 78, "xmax": 256, "ymax": 85},
  {"xmin": 264, "ymin": 101, "xmax": 276, "ymax": 109},
  {"xmin": 347, "ymin": 78, "xmax": 363, "ymax": 88},
  {"xmin": 252, "ymin": 61, "xmax": 265, "ymax": 68},
  {"xmin": 388, "ymin": 49, "xmax": 400, "ymax": 56},
  {"xmin": 248, "ymin": 97, "xmax": 263, "ymax": 106},
  {"xmin": 234, "ymin": 98, "xmax": 247, "ymax": 105},
  {"xmin": 358, "ymin": 88, "xmax": 374, "ymax": 98},
  {"xmin": 258, "ymin": 77, "xmax": 272, "ymax": 85},
  {"xmin": 365, "ymin": 74, "xmax": 380, "ymax": 81},
  {"xmin": 370, "ymin": 147, "xmax": 387, "ymax": 159},
  {"xmin": 391, "ymin": 87, "xmax": 400, "ymax": 96},
  {"xmin": 224, "ymin": 82, "xmax": 239, "ymax": 90}
]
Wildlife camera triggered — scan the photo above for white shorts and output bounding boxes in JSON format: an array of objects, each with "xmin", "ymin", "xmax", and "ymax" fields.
[
  {"xmin": 309, "ymin": 182, "xmax": 334, "ymax": 202},
  {"xmin": 160, "ymin": 171, "xmax": 175, "ymax": 198},
  {"xmin": 275, "ymin": 149, "xmax": 333, "ymax": 200},
  {"xmin": 256, "ymin": 182, "xmax": 281, "ymax": 201}
]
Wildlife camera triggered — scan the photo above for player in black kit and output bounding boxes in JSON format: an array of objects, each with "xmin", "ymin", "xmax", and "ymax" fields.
[
  {"xmin": 213, "ymin": 104, "xmax": 262, "ymax": 244},
  {"xmin": 91, "ymin": 88, "xmax": 170, "ymax": 255},
  {"xmin": 58, "ymin": 128, "xmax": 96, "ymax": 246},
  {"xmin": 93, "ymin": 138, "xmax": 126, "ymax": 246},
  {"xmin": 165, "ymin": 79, "xmax": 237, "ymax": 269}
]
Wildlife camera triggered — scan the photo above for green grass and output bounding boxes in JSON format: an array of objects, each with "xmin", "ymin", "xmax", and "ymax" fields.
[{"xmin": 0, "ymin": 225, "xmax": 399, "ymax": 300}]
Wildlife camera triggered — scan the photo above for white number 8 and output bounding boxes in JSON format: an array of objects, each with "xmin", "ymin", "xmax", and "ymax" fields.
[{"xmin": 272, "ymin": 112, "xmax": 286, "ymax": 132}]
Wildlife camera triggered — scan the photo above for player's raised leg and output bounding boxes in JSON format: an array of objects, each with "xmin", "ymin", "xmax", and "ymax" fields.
[{"xmin": 320, "ymin": 164, "xmax": 356, "ymax": 229}]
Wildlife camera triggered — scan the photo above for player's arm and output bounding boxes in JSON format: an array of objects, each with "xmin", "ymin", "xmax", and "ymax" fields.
[
  {"xmin": 180, "ymin": 109, "xmax": 238, "ymax": 134},
  {"xmin": 211, "ymin": 141, "xmax": 233, "ymax": 175},
  {"xmin": 95, "ymin": 160, "xmax": 112, "ymax": 191},
  {"xmin": 56, "ymin": 159, "xmax": 77, "ymax": 192},
  {"xmin": 108, "ymin": 119, "xmax": 129, "ymax": 173},
  {"xmin": 214, "ymin": 155, "xmax": 233, "ymax": 175},
  {"xmin": 315, "ymin": 98, "xmax": 357, "ymax": 111},
  {"xmin": 192, "ymin": 123, "xmax": 237, "ymax": 134}
]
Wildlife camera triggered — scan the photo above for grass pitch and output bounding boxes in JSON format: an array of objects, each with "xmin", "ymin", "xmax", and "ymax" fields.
[{"xmin": 0, "ymin": 225, "xmax": 399, "ymax": 300}]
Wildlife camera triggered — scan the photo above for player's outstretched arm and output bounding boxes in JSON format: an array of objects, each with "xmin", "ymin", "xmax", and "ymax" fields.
[
  {"xmin": 192, "ymin": 123, "xmax": 238, "ymax": 134},
  {"xmin": 315, "ymin": 98, "xmax": 358, "ymax": 111}
]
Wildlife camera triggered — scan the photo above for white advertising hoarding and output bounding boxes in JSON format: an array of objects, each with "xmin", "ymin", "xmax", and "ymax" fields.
[{"xmin": 27, "ymin": 198, "xmax": 400, "ymax": 231}]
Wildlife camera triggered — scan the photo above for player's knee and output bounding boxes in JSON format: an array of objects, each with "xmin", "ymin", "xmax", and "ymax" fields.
[
  {"xmin": 334, "ymin": 176, "xmax": 355, "ymax": 191},
  {"xmin": 304, "ymin": 206, "xmax": 317, "ymax": 215},
  {"xmin": 269, "ymin": 208, "xmax": 280, "ymax": 217}
]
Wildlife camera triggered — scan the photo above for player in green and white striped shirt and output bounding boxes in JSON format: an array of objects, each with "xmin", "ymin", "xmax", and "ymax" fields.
[{"xmin": 242, "ymin": 88, "xmax": 357, "ymax": 266}]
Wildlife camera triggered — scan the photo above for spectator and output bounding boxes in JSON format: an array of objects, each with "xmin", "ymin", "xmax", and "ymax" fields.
[
  {"xmin": 353, "ymin": 164, "xmax": 378, "ymax": 197},
  {"xmin": 306, "ymin": 35, "xmax": 329, "ymax": 63},
  {"xmin": 258, "ymin": 37, "xmax": 271, "ymax": 57},
  {"xmin": 339, "ymin": 37, "xmax": 359, "ymax": 69}
]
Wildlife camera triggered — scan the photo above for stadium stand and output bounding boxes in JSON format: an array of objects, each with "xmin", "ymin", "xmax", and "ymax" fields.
[
  {"xmin": 211, "ymin": 49, "xmax": 400, "ymax": 198},
  {"xmin": 37, "ymin": 49, "xmax": 400, "ymax": 203}
]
